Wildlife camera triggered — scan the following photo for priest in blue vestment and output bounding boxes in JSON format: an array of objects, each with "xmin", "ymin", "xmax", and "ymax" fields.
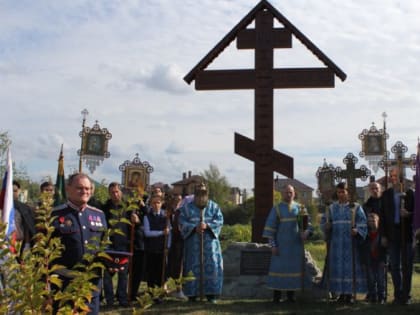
[
  {"xmin": 179, "ymin": 182, "xmax": 224, "ymax": 303},
  {"xmin": 321, "ymin": 182, "xmax": 367, "ymax": 304},
  {"xmin": 263, "ymin": 184, "xmax": 312, "ymax": 303}
]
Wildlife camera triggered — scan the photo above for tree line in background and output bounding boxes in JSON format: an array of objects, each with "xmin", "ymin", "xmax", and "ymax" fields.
[{"xmin": 0, "ymin": 130, "xmax": 321, "ymax": 243}]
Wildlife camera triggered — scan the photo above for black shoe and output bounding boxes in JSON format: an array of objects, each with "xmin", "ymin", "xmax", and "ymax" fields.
[
  {"xmin": 273, "ymin": 291, "xmax": 282, "ymax": 303},
  {"xmin": 119, "ymin": 301, "xmax": 130, "ymax": 307},
  {"xmin": 188, "ymin": 296, "xmax": 197, "ymax": 302},
  {"xmin": 401, "ymin": 298, "xmax": 412, "ymax": 305},
  {"xmin": 286, "ymin": 291, "xmax": 296, "ymax": 303},
  {"xmin": 337, "ymin": 295, "xmax": 346, "ymax": 303},
  {"xmin": 345, "ymin": 295, "xmax": 354, "ymax": 304}
]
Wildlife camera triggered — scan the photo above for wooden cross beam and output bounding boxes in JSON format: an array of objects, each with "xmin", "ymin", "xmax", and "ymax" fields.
[
  {"xmin": 335, "ymin": 153, "xmax": 370, "ymax": 202},
  {"xmin": 184, "ymin": 0, "xmax": 346, "ymax": 242}
]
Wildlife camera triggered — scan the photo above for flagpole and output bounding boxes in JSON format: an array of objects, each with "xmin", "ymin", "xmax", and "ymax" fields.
[
  {"xmin": 382, "ymin": 112, "xmax": 388, "ymax": 189},
  {"xmin": 2, "ymin": 148, "xmax": 15, "ymax": 237},
  {"xmin": 54, "ymin": 144, "xmax": 66, "ymax": 206},
  {"xmin": 414, "ymin": 138, "xmax": 420, "ymax": 238},
  {"xmin": 79, "ymin": 109, "xmax": 89, "ymax": 173}
]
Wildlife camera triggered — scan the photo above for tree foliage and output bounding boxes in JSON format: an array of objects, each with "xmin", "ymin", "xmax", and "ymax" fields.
[
  {"xmin": 223, "ymin": 197, "xmax": 254, "ymax": 225},
  {"xmin": 0, "ymin": 131, "xmax": 34, "ymax": 203},
  {"xmin": 0, "ymin": 194, "xmax": 106, "ymax": 314},
  {"xmin": 92, "ymin": 179, "xmax": 109, "ymax": 204},
  {"xmin": 0, "ymin": 131, "xmax": 11, "ymax": 173},
  {"xmin": 200, "ymin": 164, "xmax": 231, "ymax": 208}
]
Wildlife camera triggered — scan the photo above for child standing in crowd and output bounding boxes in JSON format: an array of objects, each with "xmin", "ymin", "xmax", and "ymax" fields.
[
  {"xmin": 366, "ymin": 212, "xmax": 386, "ymax": 304},
  {"xmin": 143, "ymin": 194, "xmax": 171, "ymax": 303}
]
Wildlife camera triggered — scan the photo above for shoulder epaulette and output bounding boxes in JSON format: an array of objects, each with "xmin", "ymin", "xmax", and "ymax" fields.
[
  {"xmin": 87, "ymin": 206, "xmax": 104, "ymax": 213},
  {"xmin": 52, "ymin": 203, "xmax": 68, "ymax": 212}
]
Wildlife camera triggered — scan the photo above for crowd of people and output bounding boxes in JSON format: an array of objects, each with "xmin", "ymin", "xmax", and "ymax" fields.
[
  {"xmin": 3, "ymin": 165, "xmax": 418, "ymax": 313},
  {"xmin": 264, "ymin": 166, "xmax": 416, "ymax": 306},
  {"xmin": 4, "ymin": 173, "xmax": 224, "ymax": 314}
]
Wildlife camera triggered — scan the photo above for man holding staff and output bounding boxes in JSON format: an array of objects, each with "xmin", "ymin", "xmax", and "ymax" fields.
[
  {"xmin": 263, "ymin": 184, "xmax": 312, "ymax": 303},
  {"xmin": 321, "ymin": 182, "xmax": 367, "ymax": 304},
  {"xmin": 179, "ymin": 182, "xmax": 223, "ymax": 303}
]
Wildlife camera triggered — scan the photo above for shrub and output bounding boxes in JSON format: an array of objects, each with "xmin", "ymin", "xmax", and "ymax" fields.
[
  {"xmin": 220, "ymin": 224, "xmax": 251, "ymax": 251},
  {"xmin": 222, "ymin": 199, "xmax": 254, "ymax": 225}
]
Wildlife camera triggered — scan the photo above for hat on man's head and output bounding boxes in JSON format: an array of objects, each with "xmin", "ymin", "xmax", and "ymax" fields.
[{"xmin": 194, "ymin": 182, "xmax": 208, "ymax": 195}]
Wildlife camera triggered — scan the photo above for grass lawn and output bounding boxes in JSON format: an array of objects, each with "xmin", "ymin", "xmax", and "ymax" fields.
[
  {"xmin": 102, "ymin": 293, "xmax": 420, "ymax": 315},
  {"xmin": 100, "ymin": 242, "xmax": 420, "ymax": 314}
]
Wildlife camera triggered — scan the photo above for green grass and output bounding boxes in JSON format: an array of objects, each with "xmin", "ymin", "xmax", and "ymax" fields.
[
  {"xmin": 138, "ymin": 295, "xmax": 420, "ymax": 315},
  {"xmin": 100, "ymin": 242, "xmax": 420, "ymax": 314},
  {"xmin": 306, "ymin": 240, "xmax": 326, "ymax": 270},
  {"xmin": 101, "ymin": 273, "xmax": 420, "ymax": 314}
]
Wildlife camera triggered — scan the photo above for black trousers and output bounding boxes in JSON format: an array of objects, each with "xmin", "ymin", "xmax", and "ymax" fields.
[
  {"xmin": 130, "ymin": 250, "xmax": 145, "ymax": 300},
  {"xmin": 145, "ymin": 251, "xmax": 166, "ymax": 288}
]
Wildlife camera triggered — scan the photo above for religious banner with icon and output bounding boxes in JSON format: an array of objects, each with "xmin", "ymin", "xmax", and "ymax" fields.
[
  {"xmin": 78, "ymin": 120, "xmax": 112, "ymax": 173},
  {"xmin": 119, "ymin": 154, "xmax": 154, "ymax": 193},
  {"xmin": 360, "ymin": 127, "xmax": 385, "ymax": 156},
  {"xmin": 359, "ymin": 122, "xmax": 387, "ymax": 174},
  {"xmin": 316, "ymin": 159, "xmax": 336, "ymax": 205}
]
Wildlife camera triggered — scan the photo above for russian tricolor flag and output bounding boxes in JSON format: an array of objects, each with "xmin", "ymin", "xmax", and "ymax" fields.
[
  {"xmin": 414, "ymin": 141, "xmax": 420, "ymax": 237},
  {"xmin": 1, "ymin": 148, "xmax": 15, "ymax": 237}
]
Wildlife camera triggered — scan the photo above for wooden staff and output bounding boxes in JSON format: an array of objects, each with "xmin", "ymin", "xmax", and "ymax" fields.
[
  {"xmin": 298, "ymin": 205, "xmax": 308, "ymax": 292},
  {"xmin": 324, "ymin": 205, "xmax": 331, "ymax": 302},
  {"xmin": 399, "ymin": 180, "xmax": 408, "ymax": 301},
  {"xmin": 161, "ymin": 211, "xmax": 171, "ymax": 288},
  {"xmin": 128, "ymin": 221, "xmax": 135, "ymax": 303},
  {"xmin": 199, "ymin": 208, "xmax": 205, "ymax": 301},
  {"xmin": 351, "ymin": 204, "xmax": 357, "ymax": 302}
]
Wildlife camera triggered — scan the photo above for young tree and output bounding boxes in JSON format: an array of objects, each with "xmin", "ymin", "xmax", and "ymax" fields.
[
  {"xmin": 0, "ymin": 131, "xmax": 11, "ymax": 175},
  {"xmin": 200, "ymin": 164, "xmax": 231, "ymax": 207}
]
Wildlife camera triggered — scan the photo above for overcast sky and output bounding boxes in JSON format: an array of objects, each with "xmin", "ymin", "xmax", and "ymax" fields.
[{"xmin": 1, "ymin": 0, "xmax": 419, "ymax": 194}]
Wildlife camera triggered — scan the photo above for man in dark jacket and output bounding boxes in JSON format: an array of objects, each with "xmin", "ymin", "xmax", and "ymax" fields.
[
  {"xmin": 13, "ymin": 180, "xmax": 36, "ymax": 254},
  {"xmin": 361, "ymin": 181, "xmax": 383, "ymax": 302},
  {"xmin": 380, "ymin": 167, "xmax": 414, "ymax": 305},
  {"xmin": 51, "ymin": 173, "xmax": 107, "ymax": 314},
  {"xmin": 102, "ymin": 182, "xmax": 130, "ymax": 307}
]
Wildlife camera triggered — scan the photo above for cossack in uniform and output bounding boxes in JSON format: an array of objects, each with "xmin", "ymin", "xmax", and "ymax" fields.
[{"xmin": 51, "ymin": 201, "xmax": 107, "ymax": 314}]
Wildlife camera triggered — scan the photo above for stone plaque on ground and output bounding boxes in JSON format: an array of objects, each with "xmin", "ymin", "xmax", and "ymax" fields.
[
  {"xmin": 223, "ymin": 242, "xmax": 324, "ymax": 299},
  {"xmin": 240, "ymin": 249, "xmax": 271, "ymax": 275}
]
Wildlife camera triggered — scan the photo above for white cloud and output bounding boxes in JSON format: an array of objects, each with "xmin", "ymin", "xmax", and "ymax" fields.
[{"xmin": 165, "ymin": 141, "xmax": 184, "ymax": 155}]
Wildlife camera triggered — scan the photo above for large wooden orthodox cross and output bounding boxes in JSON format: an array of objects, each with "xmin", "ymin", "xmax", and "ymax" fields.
[
  {"xmin": 184, "ymin": 0, "xmax": 346, "ymax": 242},
  {"xmin": 335, "ymin": 153, "xmax": 370, "ymax": 202}
]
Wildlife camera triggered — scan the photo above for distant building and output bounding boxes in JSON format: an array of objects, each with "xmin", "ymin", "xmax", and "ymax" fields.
[
  {"xmin": 172, "ymin": 171, "xmax": 244, "ymax": 205},
  {"xmin": 150, "ymin": 181, "xmax": 171, "ymax": 195},
  {"xmin": 230, "ymin": 187, "xmax": 243, "ymax": 205},
  {"xmin": 273, "ymin": 177, "xmax": 314, "ymax": 206},
  {"xmin": 171, "ymin": 171, "xmax": 204, "ymax": 196}
]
